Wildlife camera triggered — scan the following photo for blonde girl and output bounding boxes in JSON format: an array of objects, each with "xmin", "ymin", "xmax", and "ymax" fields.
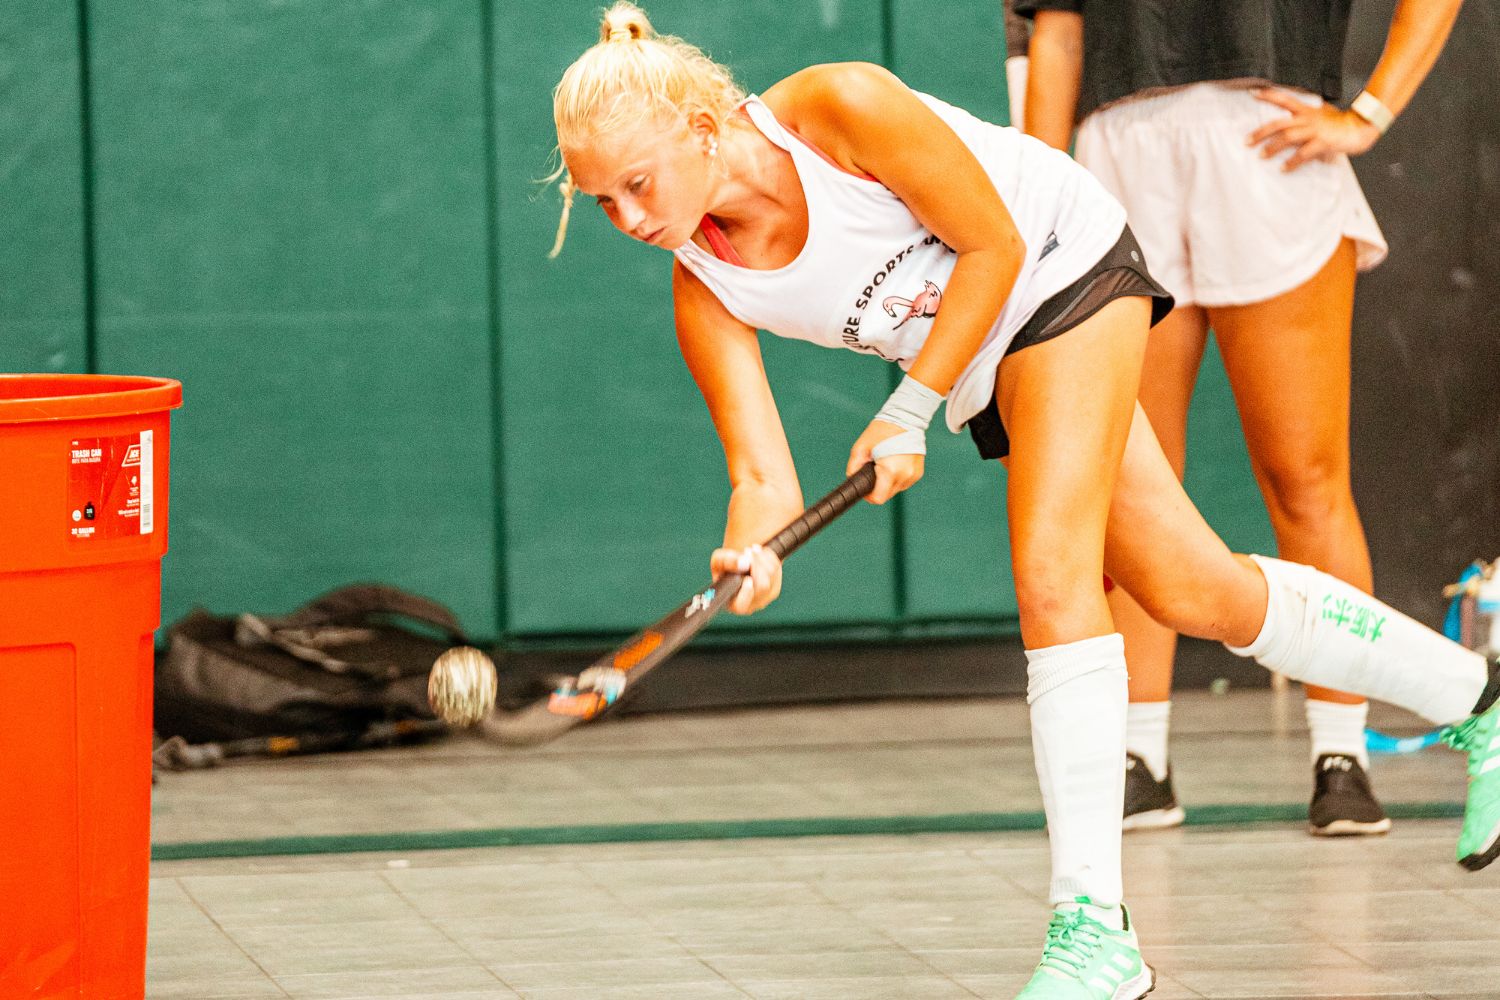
[{"xmin": 550, "ymin": 6, "xmax": 1500, "ymax": 997}]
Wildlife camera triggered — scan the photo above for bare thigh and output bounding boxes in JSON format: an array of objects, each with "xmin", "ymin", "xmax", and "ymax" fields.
[
  {"xmin": 1108, "ymin": 303, "xmax": 1211, "ymax": 697},
  {"xmin": 1137, "ymin": 304, "xmax": 1210, "ymax": 474},
  {"xmin": 1208, "ymin": 238, "xmax": 1371, "ymax": 585},
  {"xmin": 994, "ymin": 296, "xmax": 1150, "ymax": 649},
  {"xmin": 1102, "ymin": 403, "xmax": 1267, "ymax": 646}
]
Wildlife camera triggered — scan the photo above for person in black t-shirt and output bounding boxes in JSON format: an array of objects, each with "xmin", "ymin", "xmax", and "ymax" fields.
[{"xmin": 1016, "ymin": 0, "xmax": 1464, "ymax": 836}]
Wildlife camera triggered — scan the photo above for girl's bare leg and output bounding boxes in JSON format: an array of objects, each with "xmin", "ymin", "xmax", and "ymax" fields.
[
  {"xmin": 1110, "ymin": 305, "xmax": 1209, "ymax": 705},
  {"xmin": 1211, "ymin": 239, "xmax": 1370, "ymax": 709},
  {"xmin": 1102, "ymin": 400, "xmax": 1487, "ymax": 730},
  {"xmin": 995, "ymin": 295, "xmax": 1149, "ymax": 917}
]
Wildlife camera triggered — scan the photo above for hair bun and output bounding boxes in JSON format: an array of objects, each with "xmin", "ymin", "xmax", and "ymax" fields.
[{"xmin": 600, "ymin": 2, "xmax": 653, "ymax": 44}]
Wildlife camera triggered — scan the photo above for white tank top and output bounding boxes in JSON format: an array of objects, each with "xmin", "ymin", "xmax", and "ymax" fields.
[{"xmin": 673, "ymin": 92, "xmax": 1128, "ymax": 433}]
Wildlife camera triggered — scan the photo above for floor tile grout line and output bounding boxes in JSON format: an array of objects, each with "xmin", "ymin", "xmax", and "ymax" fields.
[
  {"xmin": 376, "ymin": 869, "xmax": 522, "ymax": 994},
  {"xmin": 576, "ymin": 852, "xmax": 688, "ymax": 947},
  {"xmin": 549, "ymin": 851, "xmax": 745, "ymax": 992},
  {"xmin": 685, "ymin": 950, "xmax": 771, "ymax": 999},
  {"xmin": 964, "ymin": 844, "xmax": 1055, "ymax": 905},
  {"xmin": 800, "ymin": 865, "xmax": 988, "ymax": 992},
  {"xmin": 267, "ymin": 716, "xmax": 1377, "ymax": 767},
  {"xmin": 172, "ymin": 876, "xmax": 294, "ymax": 998},
  {"xmin": 1438, "ymin": 886, "xmax": 1498, "ymax": 917}
]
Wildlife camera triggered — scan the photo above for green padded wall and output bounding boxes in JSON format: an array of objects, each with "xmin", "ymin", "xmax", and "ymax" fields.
[
  {"xmin": 87, "ymin": 1, "xmax": 500, "ymax": 634},
  {"xmin": 0, "ymin": 4, "xmax": 87, "ymax": 374},
  {"xmin": 492, "ymin": 1, "xmax": 897, "ymax": 636},
  {"xmin": 6, "ymin": 0, "xmax": 1278, "ymax": 646},
  {"xmin": 890, "ymin": 0, "xmax": 1017, "ymax": 622}
]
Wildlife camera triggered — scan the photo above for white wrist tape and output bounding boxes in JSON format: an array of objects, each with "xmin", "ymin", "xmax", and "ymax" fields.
[
  {"xmin": 871, "ymin": 429, "xmax": 927, "ymax": 460},
  {"xmin": 1350, "ymin": 90, "xmax": 1394, "ymax": 135},
  {"xmin": 875, "ymin": 375, "xmax": 944, "ymax": 432}
]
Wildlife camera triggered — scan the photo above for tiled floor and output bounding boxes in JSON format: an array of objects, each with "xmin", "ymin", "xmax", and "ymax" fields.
[
  {"xmin": 147, "ymin": 689, "xmax": 1498, "ymax": 998},
  {"xmin": 150, "ymin": 689, "xmax": 1464, "ymax": 844}
]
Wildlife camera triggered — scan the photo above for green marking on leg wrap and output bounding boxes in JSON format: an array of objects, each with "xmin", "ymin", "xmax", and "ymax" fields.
[{"xmin": 1320, "ymin": 593, "xmax": 1386, "ymax": 642}]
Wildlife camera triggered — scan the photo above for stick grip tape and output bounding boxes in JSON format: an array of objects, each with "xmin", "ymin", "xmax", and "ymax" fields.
[{"xmin": 765, "ymin": 462, "xmax": 877, "ymax": 561}]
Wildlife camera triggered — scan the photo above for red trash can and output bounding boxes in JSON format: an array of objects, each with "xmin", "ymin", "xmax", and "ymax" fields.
[{"xmin": 0, "ymin": 374, "xmax": 183, "ymax": 999}]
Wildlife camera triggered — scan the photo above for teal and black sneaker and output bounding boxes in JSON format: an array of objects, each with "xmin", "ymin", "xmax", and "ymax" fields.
[
  {"xmin": 1442, "ymin": 656, "xmax": 1500, "ymax": 871},
  {"xmin": 1015, "ymin": 898, "xmax": 1155, "ymax": 999}
]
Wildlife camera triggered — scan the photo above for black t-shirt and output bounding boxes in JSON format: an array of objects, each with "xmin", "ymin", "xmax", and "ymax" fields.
[{"xmin": 1014, "ymin": 0, "xmax": 1353, "ymax": 121}]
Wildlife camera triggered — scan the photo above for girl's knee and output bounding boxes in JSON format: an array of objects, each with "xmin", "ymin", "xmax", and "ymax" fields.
[
  {"xmin": 1125, "ymin": 557, "xmax": 1263, "ymax": 641},
  {"xmin": 1259, "ymin": 459, "xmax": 1354, "ymax": 527},
  {"xmin": 1013, "ymin": 555, "xmax": 1117, "ymax": 647}
]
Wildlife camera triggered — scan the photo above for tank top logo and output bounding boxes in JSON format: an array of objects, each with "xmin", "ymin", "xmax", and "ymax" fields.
[
  {"xmin": 840, "ymin": 235, "xmax": 954, "ymax": 359},
  {"xmin": 882, "ymin": 281, "xmax": 942, "ymax": 329}
]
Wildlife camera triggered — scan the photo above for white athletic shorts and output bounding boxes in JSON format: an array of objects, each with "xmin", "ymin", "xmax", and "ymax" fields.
[{"xmin": 1074, "ymin": 81, "xmax": 1388, "ymax": 308}]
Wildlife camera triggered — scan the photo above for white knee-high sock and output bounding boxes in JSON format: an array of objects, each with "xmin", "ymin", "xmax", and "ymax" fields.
[
  {"xmin": 1028, "ymin": 633, "xmax": 1129, "ymax": 921},
  {"xmin": 1126, "ymin": 700, "xmax": 1172, "ymax": 780},
  {"xmin": 1306, "ymin": 698, "xmax": 1369, "ymax": 767},
  {"xmin": 1228, "ymin": 556, "xmax": 1488, "ymax": 725}
]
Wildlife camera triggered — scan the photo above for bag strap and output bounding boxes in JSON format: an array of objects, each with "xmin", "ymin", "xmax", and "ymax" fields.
[
  {"xmin": 233, "ymin": 583, "xmax": 470, "ymax": 682},
  {"xmin": 233, "ymin": 614, "xmax": 397, "ymax": 680},
  {"xmin": 281, "ymin": 583, "xmax": 469, "ymax": 642}
]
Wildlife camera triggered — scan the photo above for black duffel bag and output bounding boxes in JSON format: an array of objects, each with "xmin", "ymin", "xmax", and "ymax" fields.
[{"xmin": 154, "ymin": 583, "xmax": 472, "ymax": 746}]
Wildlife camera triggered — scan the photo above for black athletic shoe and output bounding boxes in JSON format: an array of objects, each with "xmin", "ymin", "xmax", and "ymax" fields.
[
  {"xmin": 1123, "ymin": 752, "xmax": 1185, "ymax": 831},
  {"xmin": 1308, "ymin": 753, "xmax": 1392, "ymax": 837}
]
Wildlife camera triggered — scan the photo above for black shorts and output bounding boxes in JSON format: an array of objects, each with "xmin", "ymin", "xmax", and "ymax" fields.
[{"xmin": 964, "ymin": 224, "xmax": 1174, "ymax": 460}]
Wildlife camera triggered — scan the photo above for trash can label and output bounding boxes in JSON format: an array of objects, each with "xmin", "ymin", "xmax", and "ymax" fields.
[{"xmin": 68, "ymin": 430, "xmax": 154, "ymax": 540}]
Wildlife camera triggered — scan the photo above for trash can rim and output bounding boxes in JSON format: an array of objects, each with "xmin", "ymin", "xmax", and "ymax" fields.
[{"xmin": 0, "ymin": 374, "xmax": 182, "ymax": 424}]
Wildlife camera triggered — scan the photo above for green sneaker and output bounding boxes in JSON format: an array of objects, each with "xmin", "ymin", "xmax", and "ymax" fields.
[
  {"xmin": 1015, "ymin": 898, "xmax": 1155, "ymax": 999},
  {"xmin": 1442, "ymin": 666, "xmax": 1500, "ymax": 870}
]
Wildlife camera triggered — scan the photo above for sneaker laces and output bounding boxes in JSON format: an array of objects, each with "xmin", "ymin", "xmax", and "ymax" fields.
[
  {"xmin": 1440, "ymin": 716, "xmax": 1488, "ymax": 755},
  {"xmin": 1037, "ymin": 907, "xmax": 1105, "ymax": 977}
]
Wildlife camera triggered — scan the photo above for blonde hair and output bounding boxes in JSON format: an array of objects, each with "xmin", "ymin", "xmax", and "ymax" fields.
[{"xmin": 547, "ymin": 2, "xmax": 744, "ymax": 258}]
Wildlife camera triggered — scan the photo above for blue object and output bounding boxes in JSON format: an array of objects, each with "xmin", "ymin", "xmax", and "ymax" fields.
[
  {"xmin": 1363, "ymin": 563, "xmax": 1479, "ymax": 754},
  {"xmin": 1443, "ymin": 562, "xmax": 1484, "ymax": 644},
  {"xmin": 1365, "ymin": 728, "xmax": 1443, "ymax": 755}
]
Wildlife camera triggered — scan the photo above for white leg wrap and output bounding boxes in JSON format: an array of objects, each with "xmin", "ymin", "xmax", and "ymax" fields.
[
  {"xmin": 1228, "ymin": 555, "xmax": 1487, "ymax": 725},
  {"xmin": 1027, "ymin": 633, "xmax": 1128, "ymax": 908}
]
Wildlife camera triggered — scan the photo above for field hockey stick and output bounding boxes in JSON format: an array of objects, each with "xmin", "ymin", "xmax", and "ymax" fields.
[{"xmin": 480, "ymin": 462, "xmax": 878, "ymax": 746}]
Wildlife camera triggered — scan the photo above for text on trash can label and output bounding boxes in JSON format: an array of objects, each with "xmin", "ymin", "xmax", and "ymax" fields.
[{"xmin": 68, "ymin": 431, "xmax": 155, "ymax": 541}]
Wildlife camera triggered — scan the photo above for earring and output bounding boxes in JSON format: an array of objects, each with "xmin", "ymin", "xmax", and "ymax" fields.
[{"xmin": 709, "ymin": 138, "xmax": 719, "ymax": 158}]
